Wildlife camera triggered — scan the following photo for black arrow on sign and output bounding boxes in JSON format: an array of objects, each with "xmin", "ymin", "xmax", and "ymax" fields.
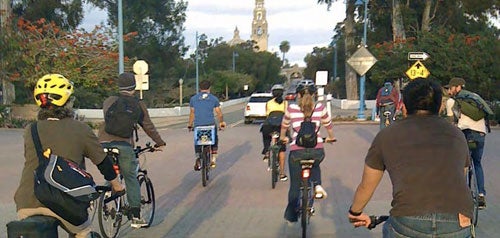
[{"xmin": 415, "ymin": 62, "xmax": 422, "ymax": 69}]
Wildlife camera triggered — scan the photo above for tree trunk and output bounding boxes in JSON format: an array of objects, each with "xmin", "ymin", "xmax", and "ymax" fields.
[
  {"xmin": 392, "ymin": 0, "xmax": 406, "ymax": 41},
  {"xmin": 345, "ymin": 0, "xmax": 358, "ymax": 100},
  {"xmin": 421, "ymin": 0, "xmax": 432, "ymax": 32}
]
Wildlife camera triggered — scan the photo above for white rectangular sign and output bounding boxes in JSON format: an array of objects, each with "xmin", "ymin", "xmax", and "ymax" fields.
[
  {"xmin": 315, "ymin": 71, "xmax": 328, "ymax": 86},
  {"xmin": 135, "ymin": 75, "xmax": 149, "ymax": 90}
]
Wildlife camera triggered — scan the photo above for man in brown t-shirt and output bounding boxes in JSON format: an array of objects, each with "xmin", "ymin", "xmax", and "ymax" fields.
[{"xmin": 348, "ymin": 79, "xmax": 473, "ymax": 237}]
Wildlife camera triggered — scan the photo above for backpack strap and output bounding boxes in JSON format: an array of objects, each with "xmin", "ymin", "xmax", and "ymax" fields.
[
  {"xmin": 293, "ymin": 102, "xmax": 319, "ymax": 133},
  {"xmin": 30, "ymin": 122, "xmax": 45, "ymax": 164}
]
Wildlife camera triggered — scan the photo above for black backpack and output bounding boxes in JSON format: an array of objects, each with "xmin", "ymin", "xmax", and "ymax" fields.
[
  {"xmin": 294, "ymin": 115, "xmax": 320, "ymax": 148},
  {"xmin": 104, "ymin": 96, "xmax": 142, "ymax": 138}
]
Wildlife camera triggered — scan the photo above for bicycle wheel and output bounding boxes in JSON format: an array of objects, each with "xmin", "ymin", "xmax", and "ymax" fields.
[
  {"xmin": 139, "ymin": 175, "xmax": 156, "ymax": 227},
  {"xmin": 98, "ymin": 191, "xmax": 122, "ymax": 238},
  {"xmin": 201, "ymin": 146, "xmax": 209, "ymax": 187},
  {"xmin": 468, "ymin": 164, "xmax": 479, "ymax": 226},
  {"xmin": 271, "ymin": 148, "xmax": 278, "ymax": 189},
  {"xmin": 300, "ymin": 179, "xmax": 309, "ymax": 238}
]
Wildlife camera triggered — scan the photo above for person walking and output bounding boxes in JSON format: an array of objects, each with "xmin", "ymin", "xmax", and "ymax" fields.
[
  {"xmin": 188, "ymin": 80, "xmax": 226, "ymax": 170},
  {"xmin": 15, "ymin": 74, "xmax": 124, "ymax": 237},
  {"xmin": 280, "ymin": 80, "xmax": 336, "ymax": 223},
  {"xmin": 445, "ymin": 77, "xmax": 493, "ymax": 209},
  {"xmin": 98, "ymin": 72, "xmax": 166, "ymax": 228},
  {"xmin": 348, "ymin": 79, "xmax": 473, "ymax": 237}
]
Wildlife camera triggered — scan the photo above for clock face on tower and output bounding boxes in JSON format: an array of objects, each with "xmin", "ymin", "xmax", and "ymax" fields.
[{"xmin": 257, "ymin": 27, "xmax": 263, "ymax": 36}]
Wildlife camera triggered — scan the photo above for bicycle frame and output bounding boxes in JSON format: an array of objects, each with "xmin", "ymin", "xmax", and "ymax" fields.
[
  {"xmin": 194, "ymin": 126, "xmax": 216, "ymax": 187},
  {"xmin": 298, "ymin": 159, "xmax": 315, "ymax": 238},
  {"xmin": 383, "ymin": 110, "xmax": 392, "ymax": 127},
  {"xmin": 269, "ymin": 131, "xmax": 280, "ymax": 189}
]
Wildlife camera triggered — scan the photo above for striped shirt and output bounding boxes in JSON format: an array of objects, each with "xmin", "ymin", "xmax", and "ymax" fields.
[{"xmin": 281, "ymin": 102, "xmax": 333, "ymax": 151}]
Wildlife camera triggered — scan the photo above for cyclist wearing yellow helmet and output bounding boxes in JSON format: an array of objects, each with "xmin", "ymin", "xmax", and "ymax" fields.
[{"xmin": 15, "ymin": 74, "xmax": 124, "ymax": 238}]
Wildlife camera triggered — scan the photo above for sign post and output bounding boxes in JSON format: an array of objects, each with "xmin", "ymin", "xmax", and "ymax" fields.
[{"xmin": 133, "ymin": 60, "xmax": 149, "ymax": 99}]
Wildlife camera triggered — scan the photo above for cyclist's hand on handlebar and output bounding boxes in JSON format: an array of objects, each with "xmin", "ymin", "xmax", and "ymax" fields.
[
  {"xmin": 348, "ymin": 213, "xmax": 371, "ymax": 228},
  {"xmin": 279, "ymin": 136, "xmax": 289, "ymax": 144},
  {"xmin": 187, "ymin": 125, "xmax": 194, "ymax": 132},
  {"xmin": 219, "ymin": 121, "xmax": 227, "ymax": 130}
]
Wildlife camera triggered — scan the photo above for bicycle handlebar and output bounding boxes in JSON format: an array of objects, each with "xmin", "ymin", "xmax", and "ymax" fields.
[{"xmin": 134, "ymin": 142, "xmax": 156, "ymax": 156}]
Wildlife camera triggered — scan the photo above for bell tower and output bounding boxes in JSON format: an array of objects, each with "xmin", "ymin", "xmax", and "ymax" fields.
[{"xmin": 250, "ymin": 0, "xmax": 268, "ymax": 52}]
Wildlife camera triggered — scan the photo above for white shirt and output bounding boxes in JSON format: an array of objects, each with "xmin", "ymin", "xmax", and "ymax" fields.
[{"xmin": 446, "ymin": 98, "xmax": 487, "ymax": 133}]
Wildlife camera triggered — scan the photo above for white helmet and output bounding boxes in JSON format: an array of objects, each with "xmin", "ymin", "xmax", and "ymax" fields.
[{"xmin": 271, "ymin": 84, "xmax": 284, "ymax": 91}]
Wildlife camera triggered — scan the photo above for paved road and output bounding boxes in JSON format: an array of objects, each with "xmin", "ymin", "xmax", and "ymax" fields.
[{"xmin": 1, "ymin": 105, "xmax": 499, "ymax": 237}]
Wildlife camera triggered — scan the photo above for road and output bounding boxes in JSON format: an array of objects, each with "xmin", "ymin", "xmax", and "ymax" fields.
[{"xmin": 1, "ymin": 105, "xmax": 499, "ymax": 237}]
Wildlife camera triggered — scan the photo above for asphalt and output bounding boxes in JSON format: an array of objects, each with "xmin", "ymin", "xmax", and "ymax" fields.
[{"xmin": 149, "ymin": 102, "xmax": 378, "ymax": 129}]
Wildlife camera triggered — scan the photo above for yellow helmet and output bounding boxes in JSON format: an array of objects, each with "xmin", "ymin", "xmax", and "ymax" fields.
[{"xmin": 34, "ymin": 74, "xmax": 74, "ymax": 107}]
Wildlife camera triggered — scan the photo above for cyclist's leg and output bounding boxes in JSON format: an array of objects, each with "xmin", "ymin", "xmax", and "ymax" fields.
[
  {"xmin": 261, "ymin": 124, "xmax": 272, "ymax": 159},
  {"xmin": 194, "ymin": 144, "xmax": 201, "ymax": 170},
  {"xmin": 112, "ymin": 143, "xmax": 141, "ymax": 217},
  {"xmin": 388, "ymin": 104, "xmax": 396, "ymax": 124},
  {"xmin": 284, "ymin": 150, "xmax": 301, "ymax": 222},
  {"xmin": 379, "ymin": 106, "xmax": 387, "ymax": 129},
  {"xmin": 310, "ymin": 149, "xmax": 326, "ymax": 198},
  {"xmin": 470, "ymin": 133, "xmax": 486, "ymax": 195},
  {"xmin": 210, "ymin": 127, "xmax": 219, "ymax": 166},
  {"xmin": 18, "ymin": 207, "xmax": 92, "ymax": 238}
]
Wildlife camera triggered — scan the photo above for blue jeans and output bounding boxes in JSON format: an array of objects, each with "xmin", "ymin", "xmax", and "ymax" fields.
[
  {"xmin": 284, "ymin": 148, "xmax": 324, "ymax": 222},
  {"xmin": 462, "ymin": 129, "xmax": 486, "ymax": 195},
  {"xmin": 101, "ymin": 142, "xmax": 141, "ymax": 210},
  {"xmin": 383, "ymin": 213, "xmax": 472, "ymax": 237}
]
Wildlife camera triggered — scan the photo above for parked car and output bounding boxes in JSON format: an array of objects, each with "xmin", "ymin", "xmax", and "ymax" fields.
[{"xmin": 244, "ymin": 92, "xmax": 273, "ymax": 124}]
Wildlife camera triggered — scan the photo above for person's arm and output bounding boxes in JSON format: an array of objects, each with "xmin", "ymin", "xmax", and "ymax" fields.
[
  {"xmin": 348, "ymin": 164, "xmax": 384, "ymax": 227},
  {"xmin": 280, "ymin": 107, "xmax": 291, "ymax": 143},
  {"xmin": 188, "ymin": 107, "xmax": 195, "ymax": 129},
  {"xmin": 320, "ymin": 105, "xmax": 336, "ymax": 141},
  {"xmin": 138, "ymin": 102, "xmax": 166, "ymax": 147},
  {"xmin": 215, "ymin": 106, "xmax": 226, "ymax": 129}
]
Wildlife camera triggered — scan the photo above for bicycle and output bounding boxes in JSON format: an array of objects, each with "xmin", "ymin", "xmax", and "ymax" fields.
[
  {"xmin": 268, "ymin": 131, "xmax": 282, "ymax": 189},
  {"xmin": 383, "ymin": 110, "xmax": 392, "ymax": 127},
  {"xmin": 296, "ymin": 138, "xmax": 335, "ymax": 238},
  {"xmin": 193, "ymin": 125, "xmax": 216, "ymax": 187},
  {"xmin": 97, "ymin": 143, "xmax": 157, "ymax": 238}
]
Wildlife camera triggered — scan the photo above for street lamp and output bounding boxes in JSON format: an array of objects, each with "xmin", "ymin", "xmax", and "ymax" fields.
[
  {"xmin": 355, "ymin": 0, "xmax": 369, "ymax": 120},
  {"xmin": 179, "ymin": 78, "xmax": 183, "ymax": 106},
  {"xmin": 195, "ymin": 32, "xmax": 207, "ymax": 93},
  {"xmin": 232, "ymin": 51, "xmax": 239, "ymax": 72},
  {"xmin": 118, "ymin": 0, "xmax": 124, "ymax": 73}
]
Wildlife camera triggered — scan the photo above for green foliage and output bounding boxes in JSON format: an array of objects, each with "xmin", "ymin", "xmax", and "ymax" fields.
[
  {"xmin": 11, "ymin": 0, "xmax": 85, "ymax": 30},
  {"xmin": 0, "ymin": 18, "xmax": 124, "ymax": 107}
]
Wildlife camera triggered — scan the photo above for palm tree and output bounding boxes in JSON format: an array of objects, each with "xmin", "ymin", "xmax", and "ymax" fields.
[{"xmin": 279, "ymin": 40, "xmax": 290, "ymax": 66}]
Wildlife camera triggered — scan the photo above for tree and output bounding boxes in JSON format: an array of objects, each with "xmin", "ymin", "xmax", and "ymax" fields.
[
  {"xmin": 279, "ymin": 40, "xmax": 290, "ymax": 66},
  {"xmin": 0, "ymin": 18, "xmax": 128, "ymax": 107},
  {"xmin": 11, "ymin": 0, "xmax": 85, "ymax": 30}
]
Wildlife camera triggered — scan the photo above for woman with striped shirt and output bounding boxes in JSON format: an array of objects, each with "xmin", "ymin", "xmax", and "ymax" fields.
[{"xmin": 280, "ymin": 80, "xmax": 336, "ymax": 223}]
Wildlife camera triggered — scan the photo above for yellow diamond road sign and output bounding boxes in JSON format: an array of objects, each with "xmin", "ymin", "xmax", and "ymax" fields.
[
  {"xmin": 347, "ymin": 46, "xmax": 377, "ymax": 76},
  {"xmin": 405, "ymin": 60, "xmax": 430, "ymax": 80}
]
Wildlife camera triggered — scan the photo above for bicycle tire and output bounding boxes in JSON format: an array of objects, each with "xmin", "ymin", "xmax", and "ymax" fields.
[
  {"xmin": 98, "ymin": 191, "xmax": 122, "ymax": 238},
  {"xmin": 468, "ymin": 163, "xmax": 479, "ymax": 226},
  {"xmin": 271, "ymin": 148, "xmax": 278, "ymax": 189},
  {"xmin": 301, "ymin": 179, "xmax": 309, "ymax": 238},
  {"xmin": 139, "ymin": 175, "xmax": 156, "ymax": 227},
  {"xmin": 201, "ymin": 146, "xmax": 209, "ymax": 187}
]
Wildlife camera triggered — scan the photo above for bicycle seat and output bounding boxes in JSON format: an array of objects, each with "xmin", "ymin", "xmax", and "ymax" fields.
[
  {"xmin": 299, "ymin": 159, "xmax": 315, "ymax": 165},
  {"xmin": 103, "ymin": 147, "xmax": 120, "ymax": 154}
]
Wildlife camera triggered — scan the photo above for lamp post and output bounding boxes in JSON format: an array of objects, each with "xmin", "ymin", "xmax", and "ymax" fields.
[
  {"xmin": 195, "ymin": 31, "xmax": 200, "ymax": 93},
  {"xmin": 232, "ymin": 51, "xmax": 239, "ymax": 72},
  {"xmin": 118, "ymin": 0, "xmax": 124, "ymax": 74},
  {"xmin": 356, "ymin": 0, "xmax": 369, "ymax": 120},
  {"xmin": 179, "ymin": 78, "xmax": 183, "ymax": 106}
]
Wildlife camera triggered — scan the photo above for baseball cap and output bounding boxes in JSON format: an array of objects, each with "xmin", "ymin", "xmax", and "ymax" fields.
[{"xmin": 444, "ymin": 77, "xmax": 465, "ymax": 88}]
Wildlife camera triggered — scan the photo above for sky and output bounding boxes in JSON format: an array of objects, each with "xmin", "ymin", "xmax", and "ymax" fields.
[{"xmin": 80, "ymin": 0, "xmax": 347, "ymax": 67}]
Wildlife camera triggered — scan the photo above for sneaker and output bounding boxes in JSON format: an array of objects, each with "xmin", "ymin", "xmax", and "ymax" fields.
[
  {"xmin": 210, "ymin": 155, "xmax": 217, "ymax": 168},
  {"xmin": 280, "ymin": 174, "xmax": 288, "ymax": 181},
  {"xmin": 478, "ymin": 194, "xmax": 486, "ymax": 209},
  {"xmin": 310, "ymin": 207, "xmax": 315, "ymax": 216},
  {"xmin": 131, "ymin": 217, "xmax": 148, "ymax": 228},
  {"xmin": 262, "ymin": 152, "xmax": 270, "ymax": 162},
  {"xmin": 314, "ymin": 185, "xmax": 328, "ymax": 199},
  {"xmin": 194, "ymin": 158, "xmax": 201, "ymax": 171}
]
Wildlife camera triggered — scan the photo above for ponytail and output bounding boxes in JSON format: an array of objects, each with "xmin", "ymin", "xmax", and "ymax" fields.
[{"xmin": 298, "ymin": 91, "xmax": 315, "ymax": 117}]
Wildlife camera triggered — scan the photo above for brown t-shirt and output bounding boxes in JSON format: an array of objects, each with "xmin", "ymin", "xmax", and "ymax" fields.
[
  {"xmin": 365, "ymin": 114, "xmax": 473, "ymax": 218},
  {"xmin": 14, "ymin": 118, "xmax": 107, "ymax": 211}
]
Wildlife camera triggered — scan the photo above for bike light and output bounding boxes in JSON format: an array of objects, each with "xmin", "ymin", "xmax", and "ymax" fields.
[{"xmin": 302, "ymin": 169, "xmax": 310, "ymax": 178}]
